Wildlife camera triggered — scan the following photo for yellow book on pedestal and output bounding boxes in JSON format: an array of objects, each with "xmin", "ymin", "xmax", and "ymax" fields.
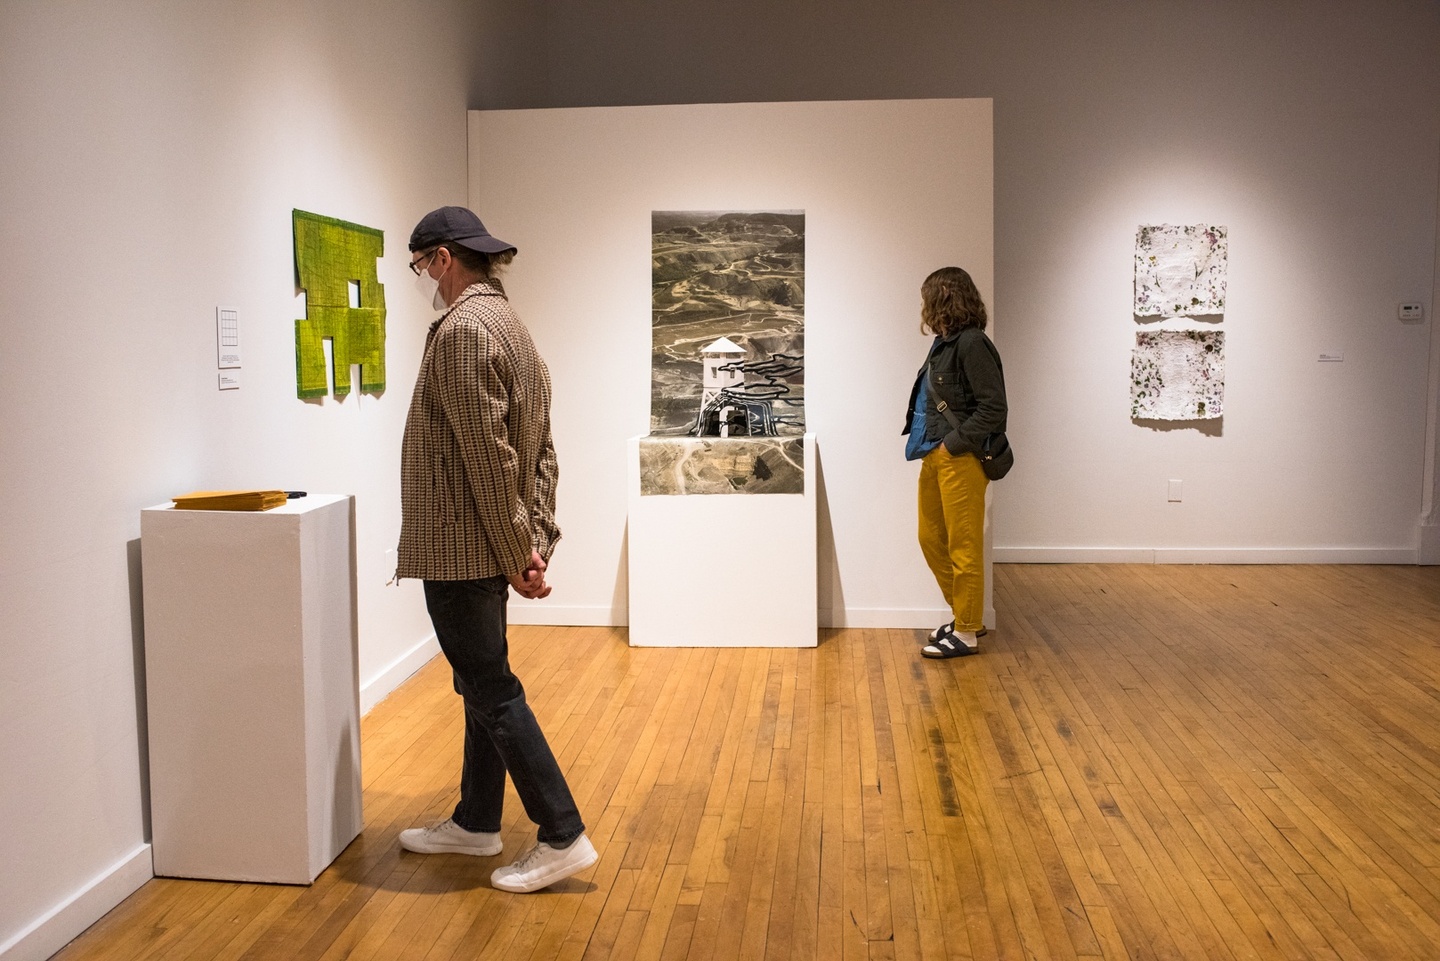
[{"xmin": 172, "ymin": 490, "xmax": 289, "ymax": 512}]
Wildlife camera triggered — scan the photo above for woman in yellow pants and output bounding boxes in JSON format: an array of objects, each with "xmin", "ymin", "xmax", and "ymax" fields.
[{"xmin": 900, "ymin": 267, "xmax": 1008, "ymax": 658}]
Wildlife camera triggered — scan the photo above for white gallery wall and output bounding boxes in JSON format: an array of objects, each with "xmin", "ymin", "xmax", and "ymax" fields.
[
  {"xmin": 469, "ymin": 99, "xmax": 993, "ymax": 629},
  {"xmin": 1429, "ymin": 191, "xmax": 1440, "ymax": 563},
  {"xmin": 1, "ymin": 1, "xmax": 1436, "ymax": 959},
  {"xmin": 0, "ymin": 3, "xmax": 486, "ymax": 958},
  {"xmin": 470, "ymin": 0, "xmax": 1440, "ymax": 565}
]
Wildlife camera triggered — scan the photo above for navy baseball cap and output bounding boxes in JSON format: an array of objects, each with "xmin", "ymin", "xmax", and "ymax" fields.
[{"xmin": 409, "ymin": 206, "xmax": 517, "ymax": 255}]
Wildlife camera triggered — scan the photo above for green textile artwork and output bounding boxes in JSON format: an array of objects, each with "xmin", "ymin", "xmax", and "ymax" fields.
[{"xmin": 293, "ymin": 209, "xmax": 386, "ymax": 398}]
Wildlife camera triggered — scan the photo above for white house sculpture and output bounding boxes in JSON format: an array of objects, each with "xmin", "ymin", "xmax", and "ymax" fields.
[
  {"xmin": 700, "ymin": 337, "xmax": 745, "ymax": 406},
  {"xmin": 698, "ymin": 337, "xmax": 747, "ymax": 436}
]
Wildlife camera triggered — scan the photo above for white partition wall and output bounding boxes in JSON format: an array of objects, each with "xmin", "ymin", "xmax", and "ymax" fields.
[{"xmin": 469, "ymin": 99, "xmax": 995, "ymax": 629}]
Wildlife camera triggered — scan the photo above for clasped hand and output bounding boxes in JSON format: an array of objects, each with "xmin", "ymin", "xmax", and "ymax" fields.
[{"xmin": 507, "ymin": 550, "xmax": 552, "ymax": 599}]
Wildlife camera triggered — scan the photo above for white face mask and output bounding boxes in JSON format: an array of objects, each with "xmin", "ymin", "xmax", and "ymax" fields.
[{"xmin": 413, "ymin": 256, "xmax": 447, "ymax": 311}]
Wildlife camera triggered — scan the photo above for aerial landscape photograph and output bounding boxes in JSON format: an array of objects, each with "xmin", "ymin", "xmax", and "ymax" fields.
[{"xmin": 650, "ymin": 210, "xmax": 806, "ymax": 437}]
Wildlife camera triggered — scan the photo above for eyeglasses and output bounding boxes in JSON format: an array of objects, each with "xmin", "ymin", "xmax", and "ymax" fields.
[{"xmin": 408, "ymin": 249, "xmax": 438, "ymax": 276}]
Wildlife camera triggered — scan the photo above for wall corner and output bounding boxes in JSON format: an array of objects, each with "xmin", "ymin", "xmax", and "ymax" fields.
[{"xmin": 1420, "ymin": 521, "xmax": 1440, "ymax": 566}]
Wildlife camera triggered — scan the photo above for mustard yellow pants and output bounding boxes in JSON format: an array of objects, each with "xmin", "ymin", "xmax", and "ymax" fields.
[{"xmin": 917, "ymin": 446, "xmax": 988, "ymax": 632}]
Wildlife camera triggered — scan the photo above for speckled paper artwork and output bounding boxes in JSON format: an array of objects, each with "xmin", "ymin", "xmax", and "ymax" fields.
[
  {"xmin": 1134, "ymin": 224, "xmax": 1227, "ymax": 317},
  {"xmin": 1130, "ymin": 330, "xmax": 1225, "ymax": 420}
]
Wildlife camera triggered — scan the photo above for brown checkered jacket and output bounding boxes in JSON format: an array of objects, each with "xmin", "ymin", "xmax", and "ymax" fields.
[{"xmin": 396, "ymin": 280, "xmax": 560, "ymax": 581}]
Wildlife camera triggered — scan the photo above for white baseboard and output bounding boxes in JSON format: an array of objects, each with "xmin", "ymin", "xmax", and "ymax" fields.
[
  {"xmin": 994, "ymin": 547, "xmax": 1419, "ymax": 565},
  {"xmin": 995, "ymin": 547, "xmax": 1158, "ymax": 563},
  {"xmin": 0, "ymin": 844, "xmax": 152, "ymax": 961},
  {"xmin": 824, "ymin": 606, "xmax": 945, "ymax": 629},
  {"xmin": 1153, "ymin": 547, "xmax": 1418, "ymax": 564},
  {"xmin": 819, "ymin": 606, "xmax": 996, "ymax": 631},
  {"xmin": 508, "ymin": 605, "xmax": 1003, "ymax": 632},
  {"xmin": 507, "ymin": 604, "xmax": 622, "ymax": 627},
  {"xmin": 1421, "ymin": 525, "xmax": 1440, "ymax": 566},
  {"xmin": 359, "ymin": 635, "xmax": 441, "ymax": 715}
]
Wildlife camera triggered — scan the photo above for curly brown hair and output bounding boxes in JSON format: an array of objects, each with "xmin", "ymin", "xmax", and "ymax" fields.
[{"xmin": 920, "ymin": 266, "xmax": 987, "ymax": 337}]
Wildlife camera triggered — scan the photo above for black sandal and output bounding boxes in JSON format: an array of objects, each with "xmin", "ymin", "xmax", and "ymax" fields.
[{"xmin": 922, "ymin": 629, "xmax": 979, "ymax": 658}]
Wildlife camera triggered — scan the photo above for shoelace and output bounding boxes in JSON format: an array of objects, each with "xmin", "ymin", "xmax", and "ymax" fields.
[{"xmin": 510, "ymin": 843, "xmax": 547, "ymax": 871}]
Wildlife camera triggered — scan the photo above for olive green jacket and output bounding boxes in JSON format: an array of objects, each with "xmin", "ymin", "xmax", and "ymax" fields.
[{"xmin": 903, "ymin": 326, "xmax": 1008, "ymax": 458}]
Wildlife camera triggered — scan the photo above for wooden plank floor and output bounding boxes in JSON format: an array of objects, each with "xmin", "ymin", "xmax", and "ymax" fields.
[{"xmin": 52, "ymin": 564, "xmax": 1440, "ymax": 960}]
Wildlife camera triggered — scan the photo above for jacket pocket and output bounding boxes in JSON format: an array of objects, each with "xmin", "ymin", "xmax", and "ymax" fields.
[
  {"xmin": 434, "ymin": 453, "xmax": 456, "ymax": 526},
  {"xmin": 929, "ymin": 366, "xmax": 973, "ymax": 415}
]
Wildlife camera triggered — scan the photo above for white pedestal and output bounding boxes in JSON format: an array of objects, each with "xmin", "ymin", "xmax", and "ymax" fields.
[
  {"xmin": 140, "ymin": 494, "xmax": 362, "ymax": 884},
  {"xmin": 628, "ymin": 434, "xmax": 817, "ymax": 647}
]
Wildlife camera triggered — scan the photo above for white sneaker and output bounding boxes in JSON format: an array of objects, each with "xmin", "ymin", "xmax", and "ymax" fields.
[
  {"xmin": 399, "ymin": 818, "xmax": 503, "ymax": 856},
  {"xmin": 491, "ymin": 834, "xmax": 598, "ymax": 893}
]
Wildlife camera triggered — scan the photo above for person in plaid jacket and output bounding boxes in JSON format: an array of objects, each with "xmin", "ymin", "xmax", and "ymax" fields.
[{"xmin": 394, "ymin": 207, "xmax": 596, "ymax": 894}]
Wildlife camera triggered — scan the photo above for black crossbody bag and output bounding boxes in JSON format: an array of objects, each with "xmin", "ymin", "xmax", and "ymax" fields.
[{"xmin": 924, "ymin": 375, "xmax": 1015, "ymax": 482}]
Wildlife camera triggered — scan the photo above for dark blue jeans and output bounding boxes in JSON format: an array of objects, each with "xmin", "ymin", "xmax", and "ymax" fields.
[{"xmin": 423, "ymin": 577, "xmax": 584, "ymax": 846}]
